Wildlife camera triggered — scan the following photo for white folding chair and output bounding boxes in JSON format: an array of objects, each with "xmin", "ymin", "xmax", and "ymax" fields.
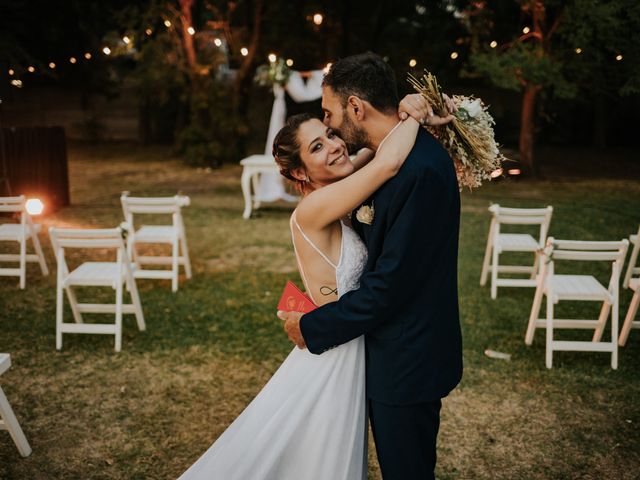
[
  {"xmin": 0, "ymin": 196, "xmax": 49, "ymax": 289},
  {"xmin": 120, "ymin": 193, "xmax": 192, "ymax": 292},
  {"xmin": 623, "ymin": 225, "xmax": 639, "ymax": 289},
  {"xmin": 619, "ymin": 277, "xmax": 639, "ymax": 346},
  {"xmin": 525, "ymin": 237, "xmax": 629, "ymax": 369},
  {"xmin": 480, "ymin": 204, "xmax": 553, "ymax": 299},
  {"xmin": 0, "ymin": 354, "xmax": 32, "ymax": 457},
  {"xmin": 49, "ymin": 227, "xmax": 145, "ymax": 353}
]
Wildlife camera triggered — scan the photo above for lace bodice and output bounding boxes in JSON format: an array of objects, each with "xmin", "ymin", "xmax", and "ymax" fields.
[
  {"xmin": 290, "ymin": 214, "xmax": 368, "ymax": 301},
  {"xmin": 335, "ymin": 222, "xmax": 368, "ymax": 298}
]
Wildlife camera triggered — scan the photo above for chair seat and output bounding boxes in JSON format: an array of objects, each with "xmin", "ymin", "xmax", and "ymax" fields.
[
  {"xmin": 0, "ymin": 353, "xmax": 10, "ymax": 376},
  {"xmin": 133, "ymin": 225, "xmax": 176, "ymax": 243},
  {"xmin": 65, "ymin": 262, "xmax": 124, "ymax": 287},
  {"xmin": 0, "ymin": 223, "xmax": 41, "ymax": 241},
  {"xmin": 497, "ymin": 233, "xmax": 539, "ymax": 252},
  {"xmin": 546, "ymin": 275, "xmax": 611, "ymax": 301}
]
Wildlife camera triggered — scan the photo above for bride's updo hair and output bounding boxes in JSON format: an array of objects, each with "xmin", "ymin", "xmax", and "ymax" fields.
[{"xmin": 272, "ymin": 113, "xmax": 314, "ymax": 190}]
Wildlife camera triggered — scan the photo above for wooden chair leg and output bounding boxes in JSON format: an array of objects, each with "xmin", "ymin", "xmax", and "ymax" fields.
[
  {"xmin": 56, "ymin": 282, "xmax": 64, "ymax": 351},
  {"xmin": 491, "ymin": 246, "xmax": 499, "ymax": 300},
  {"xmin": 180, "ymin": 233, "xmax": 192, "ymax": 279},
  {"xmin": 0, "ymin": 386, "xmax": 32, "ymax": 457},
  {"xmin": 480, "ymin": 231, "xmax": 493, "ymax": 286},
  {"xmin": 545, "ymin": 297, "xmax": 554, "ymax": 369},
  {"xmin": 611, "ymin": 295, "xmax": 619, "ymax": 370},
  {"xmin": 127, "ymin": 275, "xmax": 146, "ymax": 331},
  {"xmin": 619, "ymin": 291, "xmax": 639, "ymax": 346},
  {"xmin": 171, "ymin": 238, "xmax": 179, "ymax": 292},
  {"xmin": 526, "ymin": 282, "xmax": 544, "ymax": 345},
  {"xmin": 31, "ymin": 233, "xmax": 49, "ymax": 276},
  {"xmin": 19, "ymin": 237, "xmax": 26, "ymax": 290},
  {"xmin": 114, "ymin": 283, "xmax": 123, "ymax": 353},
  {"xmin": 592, "ymin": 301, "xmax": 611, "ymax": 342}
]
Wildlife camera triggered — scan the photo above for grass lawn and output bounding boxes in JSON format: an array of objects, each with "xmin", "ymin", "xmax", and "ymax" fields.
[{"xmin": 0, "ymin": 143, "xmax": 639, "ymax": 479}]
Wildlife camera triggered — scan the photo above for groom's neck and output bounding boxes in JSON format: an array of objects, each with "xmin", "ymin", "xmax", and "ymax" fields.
[{"xmin": 366, "ymin": 112, "xmax": 402, "ymax": 151}]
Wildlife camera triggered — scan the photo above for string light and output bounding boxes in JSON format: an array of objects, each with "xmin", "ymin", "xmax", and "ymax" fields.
[
  {"xmin": 409, "ymin": 59, "xmax": 417, "ymax": 67},
  {"xmin": 286, "ymin": 58, "xmax": 294, "ymax": 67},
  {"xmin": 164, "ymin": 20, "xmax": 171, "ymax": 28},
  {"xmin": 27, "ymin": 66, "xmax": 35, "ymax": 73},
  {"xmin": 49, "ymin": 62, "xmax": 56, "ymax": 69},
  {"xmin": 616, "ymin": 54, "xmax": 623, "ymax": 61},
  {"xmin": 69, "ymin": 57, "xmax": 77, "ymax": 64},
  {"xmin": 84, "ymin": 52, "xmax": 92, "ymax": 60},
  {"xmin": 8, "ymin": 69, "xmax": 14, "ymax": 76},
  {"xmin": 240, "ymin": 47, "xmax": 248, "ymax": 56},
  {"xmin": 490, "ymin": 168, "xmax": 503, "ymax": 179},
  {"xmin": 26, "ymin": 199, "xmax": 44, "ymax": 215},
  {"xmin": 214, "ymin": 38, "xmax": 222, "ymax": 47},
  {"xmin": 575, "ymin": 48, "xmax": 582, "ymax": 54},
  {"xmin": 123, "ymin": 36, "xmax": 130, "ymax": 44},
  {"xmin": 508, "ymin": 168, "xmax": 521, "ymax": 176},
  {"xmin": 313, "ymin": 13, "xmax": 323, "ymax": 26},
  {"xmin": 268, "ymin": 53, "xmax": 277, "ymax": 63},
  {"xmin": 490, "ymin": 40, "xmax": 498, "ymax": 48},
  {"xmin": 103, "ymin": 47, "xmax": 111, "ymax": 55},
  {"xmin": 145, "ymin": 28, "xmax": 152, "ymax": 36},
  {"xmin": 187, "ymin": 26, "xmax": 195, "ymax": 35},
  {"xmin": 10, "ymin": 79, "xmax": 22, "ymax": 88},
  {"xmin": 450, "ymin": 52, "xmax": 459, "ymax": 60},
  {"xmin": 522, "ymin": 26, "xmax": 530, "ymax": 34}
]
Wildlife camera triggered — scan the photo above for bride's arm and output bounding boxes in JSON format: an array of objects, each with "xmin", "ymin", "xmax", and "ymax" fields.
[{"xmin": 296, "ymin": 117, "xmax": 420, "ymax": 230}]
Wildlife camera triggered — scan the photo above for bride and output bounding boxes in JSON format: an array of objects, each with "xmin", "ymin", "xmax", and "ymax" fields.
[{"xmin": 178, "ymin": 94, "xmax": 444, "ymax": 479}]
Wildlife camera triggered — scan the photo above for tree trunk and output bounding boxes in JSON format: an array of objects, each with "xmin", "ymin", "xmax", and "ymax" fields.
[{"xmin": 519, "ymin": 84, "xmax": 541, "ymax": 176}]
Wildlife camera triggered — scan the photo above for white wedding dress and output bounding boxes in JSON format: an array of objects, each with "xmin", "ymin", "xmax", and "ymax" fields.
[{"xmin": 178, "ymin": 216, "xmax": 369, "ymax": 480}]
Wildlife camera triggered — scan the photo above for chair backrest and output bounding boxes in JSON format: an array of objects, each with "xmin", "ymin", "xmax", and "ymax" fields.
[
  {"xmin": 49, "ymin": 227, "xmax": 127, "ymax": 275},
  {"xmin": 120, "ymin": 192, "xmax": 190, "ymax": 231},
  {"xmin": 542, "ymin": 237, "xmax": 629, "ymax": 291},
  {"xmin": 489, "ymin": 204, "xmax": 553, "ymax": 245},
  {"xmin": 0, "ymin": 196, "xmax": 26, "ymax": 214}
]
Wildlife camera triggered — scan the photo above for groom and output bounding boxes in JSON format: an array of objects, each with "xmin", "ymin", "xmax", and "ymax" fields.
[{"xmin": 279, "ymin": 52, "xmax": 462, "ymax": 479}]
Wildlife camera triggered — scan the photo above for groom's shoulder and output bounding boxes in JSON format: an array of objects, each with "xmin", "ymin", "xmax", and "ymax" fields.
[{"xmin": 403, "ymin": 129, "xmax": 453, "ymax": 178}]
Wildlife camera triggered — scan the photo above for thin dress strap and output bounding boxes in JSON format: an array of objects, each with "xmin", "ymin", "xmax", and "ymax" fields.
[{"xmin": 289, "ymin": 213, "xmax": 338, "ymax": 306}]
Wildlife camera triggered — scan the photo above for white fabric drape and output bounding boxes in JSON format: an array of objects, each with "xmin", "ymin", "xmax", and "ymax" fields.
[{"xmin": 257, "ymin": 70, "xmax": 324, "ymax": 203}]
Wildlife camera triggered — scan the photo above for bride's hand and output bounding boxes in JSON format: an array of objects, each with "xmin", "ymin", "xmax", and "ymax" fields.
[{"xmin": 398, "ymin": 93, "xmax": 455, "ymax": 127}]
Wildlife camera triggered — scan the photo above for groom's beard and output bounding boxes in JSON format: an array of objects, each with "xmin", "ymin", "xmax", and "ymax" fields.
[{"xmin": 334, "ymin": 113, "xmax": 371, "ymax": 153}]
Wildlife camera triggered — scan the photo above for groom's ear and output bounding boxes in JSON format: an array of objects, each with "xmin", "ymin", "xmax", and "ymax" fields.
[{"xmin": 347, "ymin": 95, "xmax": 366, "ymax": 121}]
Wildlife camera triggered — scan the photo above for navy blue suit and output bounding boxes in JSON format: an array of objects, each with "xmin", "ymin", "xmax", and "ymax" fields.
[{"xmin": 300, "ymin": 128, "xmax": 463, "ymax": 479}]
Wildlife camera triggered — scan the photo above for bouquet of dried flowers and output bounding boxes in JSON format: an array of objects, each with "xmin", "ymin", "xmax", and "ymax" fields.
[
  {"xmin": 254, "ymin": 57, "xmax": 291, "ymax": 87},
  {"xmin": 408, "ymin": 70, "xmax": 505, "ymax": 189}
]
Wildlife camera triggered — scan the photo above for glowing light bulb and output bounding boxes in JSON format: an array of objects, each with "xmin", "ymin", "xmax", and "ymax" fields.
[
  {"xmin": 187, "ymin": 26, "xmax": 195, "ymax": 35},
  {"xmin": 523, "ymin": 26, "xmax": 530, "ymax": 34},
  {"xmin": 508, "ymin": 168, "xmax": 521, "ymax": 176},
  {"xmin": 240, "ymin": 47, "xmax": 249, "ymax": 56},
  {"xmin": 313, "ymin": 13, "xmax": 323, "ymax": 26},
  {"xmin": 490, "ymin": 168, "xmax": 503, "ymax": 179},
  {"xmin": 409, "ymin": 59, "xmax": 417, "ymax": 67},
  {"xmin": 84, "ymin": 52, "xmax": 92, "ymax": 60},
  {"xmin": 164, "ymin": 20, "xmax": 172, "ymax": 28},
  {"xmin": 268, "ymin": 53, "xmax": 277, "ymax": 63},
  {"xmin": 27, "ymin": 66, "xmax": 35, "ymax": 73},
  {"xmin": 616, "ymin": 54, "xmax": 623, "ymax": 61},
  {"xmin": 286, "ymin": 58, "xmax": 294, "ymax": 67},
  {"xmin": 103, "ymin": 47, "xmax": 111, "ymax": 55},
  {"xmin": 8, "ymin": 69, "xmax": 14, "ymax": 76},
  {"xmin": 490, "ymin": 41, "xmax": 498, "ymax": 48},
  {"xmin": 214, "ymin": 38, "xmax": 222, "ymax": 47},
  {"xmin": 145, "ymin": 28, "xmax": 152, "ymax": 36},
  {"xmin": 26, "ymin": 199, "xmax": 44, "ymax": 215},
  {"xmin": 69, "ymin": 57, "xmax": 77, "ymax": 64},
  {"xmin": 49, "ymin": 62, "xmax": 56, "ymax": 69},
  {"xmin": 323, "ymin": 62, "xmax": 332, "ymax": 73},
  {"xmin": 575, "ymin": 48, "xmax": 582, "ymax": 54},
  {"xmin": 450, "ymin": 51, "xmax": 459, "ymax": 60},
  {"xmin": 123, "ymin": 36, "xmax": 130, "ymax": 44},
  {"xmin": 10, "ymin": 79, "xmax": 22, "ymax": 88}
]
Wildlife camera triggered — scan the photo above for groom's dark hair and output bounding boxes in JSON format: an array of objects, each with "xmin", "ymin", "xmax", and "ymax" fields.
[{"xmin": 323, "ymin": 52, "xmax": 398, "ymax": 115}]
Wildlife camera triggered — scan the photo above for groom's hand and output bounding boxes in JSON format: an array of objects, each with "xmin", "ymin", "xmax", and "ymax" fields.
[{"xmin": 277, "ymin": 310, "xmax": 306, "ymax": 349}]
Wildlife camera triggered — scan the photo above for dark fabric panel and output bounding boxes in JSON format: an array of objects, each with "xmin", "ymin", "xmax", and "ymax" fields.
[{"xmin": 0, "ymin": 126, "xmax": 70, "ymax": 210}]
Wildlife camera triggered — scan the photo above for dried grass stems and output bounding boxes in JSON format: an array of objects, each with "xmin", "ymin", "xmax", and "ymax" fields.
[{"xmin": 408, "ymin": 71, "xmax": 506, "ymax": 189}]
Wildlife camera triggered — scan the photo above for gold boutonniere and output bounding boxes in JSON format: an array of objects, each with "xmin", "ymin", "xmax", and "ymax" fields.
[{"xmin": 355, "ymin": 202, "xmax": 374, "ymax": 225}]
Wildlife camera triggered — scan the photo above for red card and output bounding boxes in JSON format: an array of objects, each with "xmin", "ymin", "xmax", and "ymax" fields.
[{"xmin": 277, "ymin": 281, "xmax": 317, "ymax": 313}]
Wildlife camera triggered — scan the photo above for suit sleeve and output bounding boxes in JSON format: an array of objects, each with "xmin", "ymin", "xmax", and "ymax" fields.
[{"xmin": 300, "ymin": 164, "xmax": 451, "ymax": 354}]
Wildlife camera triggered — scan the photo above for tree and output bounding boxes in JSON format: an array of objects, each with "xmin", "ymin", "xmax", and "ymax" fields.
[{"xmin": 463, "ymin": 0, "xmax": 640, "ymax": 175}]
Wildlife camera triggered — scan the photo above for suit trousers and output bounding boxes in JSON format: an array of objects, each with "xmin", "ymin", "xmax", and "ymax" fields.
[{"xmin": 369, "ymin": 398, "xmax": 442, "ymax": 480}]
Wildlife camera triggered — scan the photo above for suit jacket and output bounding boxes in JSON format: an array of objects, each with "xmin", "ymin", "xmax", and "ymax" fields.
[{"xmin": 300, "ymin": 128, "xmax": 463, "ymax": 405}]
